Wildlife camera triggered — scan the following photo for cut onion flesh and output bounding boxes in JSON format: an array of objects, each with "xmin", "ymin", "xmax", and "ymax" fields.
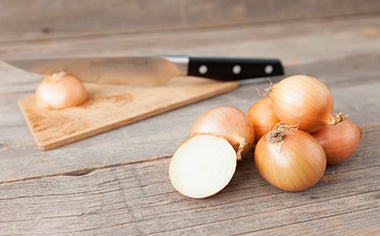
[{"xmin": 169, "ymin": 134, "xmax": 237, "ymax": 198}]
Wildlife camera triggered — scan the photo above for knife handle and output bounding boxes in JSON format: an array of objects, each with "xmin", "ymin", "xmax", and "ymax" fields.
[{"xmin": 187, "ymin": 57, "xmax": 284, "ymax": 81}]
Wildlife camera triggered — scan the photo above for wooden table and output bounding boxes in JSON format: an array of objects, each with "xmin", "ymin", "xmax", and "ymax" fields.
[{"xmin": 1, "ymin": 2, "xmax": 380, "ymax": 235}]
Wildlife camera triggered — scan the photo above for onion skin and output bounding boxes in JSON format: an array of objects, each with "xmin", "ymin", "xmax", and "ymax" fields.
[
  {"xmin": 246, "ymin": 97, "xmax": 280, "ymax": 143},
  {"xmin": 254, "ymin": 128, "xmax": 327, "ymax": 192},
  {"xmin": 270, "ymin": 75, "xmax": 336, "ymax": 132},
  {"xmin": 312, "ymin": 119, "xmax": 361, "ymax": 165},
  {"xmin": 35, "ymin": 71, "xmax": 87, "ymax": 109},
  {"xmin": 191, "ymin": 106, "xmax": 255, "ymax": 160}
]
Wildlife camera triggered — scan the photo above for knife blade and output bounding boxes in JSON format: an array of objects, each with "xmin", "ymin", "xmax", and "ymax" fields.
[{"xmin": 4, "ymin": 55, "xmax": 284, "ymax": 86}]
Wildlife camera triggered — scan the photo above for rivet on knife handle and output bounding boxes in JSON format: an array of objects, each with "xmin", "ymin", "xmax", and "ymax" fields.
[{"xmin": 186, "ymin": 57, "xmax": 284, "ymax": 81}]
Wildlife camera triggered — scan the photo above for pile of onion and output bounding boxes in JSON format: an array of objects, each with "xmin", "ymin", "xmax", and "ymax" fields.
[
  {"xmin": 169, "ymin": 74, "xmax": 362, "ymax": 197},
  {"xmin": 249, "ymin": 74, "xmax": 362, "ymax": 191},
  {"xmin": 35, "ymin": 71, "xmax": 87, "ymax": 109},
  {"xmin": 169, "ymin": 106, "xmax": 255, "ymax": 198}
]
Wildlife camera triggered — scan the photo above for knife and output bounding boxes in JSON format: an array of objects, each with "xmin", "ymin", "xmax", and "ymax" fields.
[{"xmin": 4, "ymin": 55, "xmax": 284, "ymax": 86}]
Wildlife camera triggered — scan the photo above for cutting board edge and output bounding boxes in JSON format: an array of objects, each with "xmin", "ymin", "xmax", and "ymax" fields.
[{"xmin": 18, "ymin": 81, "xmax": 239, "ymax": 150}]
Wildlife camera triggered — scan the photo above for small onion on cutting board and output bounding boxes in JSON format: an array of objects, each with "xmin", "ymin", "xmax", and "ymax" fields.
[{"xmin": 35, "ymin": 71, "xmax": 88, "ymax": 109}]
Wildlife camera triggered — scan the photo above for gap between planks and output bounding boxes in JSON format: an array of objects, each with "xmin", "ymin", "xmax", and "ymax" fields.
[
  {"xmin": 1, "ymin": 13, "xmax": 379, "ymax": 46},
  {"xmin": 1, "ymin": 122, "xmax": 379, "ymax": 185},
  {"xmin": 0, "ymin": 156, "xmax": 169, "ymax": 184}
]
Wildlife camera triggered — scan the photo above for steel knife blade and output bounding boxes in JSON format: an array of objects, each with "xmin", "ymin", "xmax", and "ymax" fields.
[{"xmin": 4, "ymin": 55, "xmax": 284, "ymax": 86}]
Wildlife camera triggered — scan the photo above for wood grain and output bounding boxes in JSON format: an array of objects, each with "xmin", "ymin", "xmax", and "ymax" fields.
[
  {"xmin": 2, "ymin": 15, "xmax": 380, "ymax": 63},
  {"xmin": 18, "ymin": 78, "xmax": 237, "ymax": 150},
  {"xmin": 0, "ymin": 125, "xmax": 378, "ymax": 235},
  {"xmin": 1, "ymin": 15, "xmax": 380, "ymax": 182},
  {"xmin": 1, "ymin": 8, "xmax": 380, "ymax": 235},
  {"xmin": 1, "ymin": 0, "xmax": 380, "ymax": 42}
]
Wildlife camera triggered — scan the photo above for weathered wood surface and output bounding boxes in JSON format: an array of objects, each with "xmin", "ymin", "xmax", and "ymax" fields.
[
  {"xmin": 0, "ymin": 125, "xmax": 379, "ymax": 235},
  {"xmin": 1, "ymin": 15, "xmax": 380, "ymax": 182},
  {"xmin": 0, "ymin": 4, "xmax": 380, "ymax": 235},
  {"xmin": 1, "ymin": 0, "xmax": 380, "ymax": 42}
]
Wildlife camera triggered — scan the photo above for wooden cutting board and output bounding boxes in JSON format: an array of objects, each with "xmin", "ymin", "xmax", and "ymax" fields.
[{"xmin": 18, "ymin": 77, "xmax": 238, "ymax": 150}]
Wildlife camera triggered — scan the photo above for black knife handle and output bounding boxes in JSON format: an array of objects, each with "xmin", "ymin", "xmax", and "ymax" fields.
[{"xmin": 187, "ymin": 57, "xmax": 284, "ymax": 81}]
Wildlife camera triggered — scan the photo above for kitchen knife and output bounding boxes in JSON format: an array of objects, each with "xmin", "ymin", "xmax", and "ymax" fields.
[{"xmin": 4, "ymin": 55, "xmax": 284, "ymax": 86}]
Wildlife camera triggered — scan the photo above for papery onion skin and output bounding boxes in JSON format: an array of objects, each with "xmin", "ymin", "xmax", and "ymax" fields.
[
  {"xmin": 191, "ymin": 106, "xmax": 255, "ymax": 160},
  {"xmin": 312, "ymin": 119, "xmax": 361, "ymax": 165},
  {"xmin": 247, "ymin": 97, "xmax": 280, "ymax": 143},
  {"xmin": 254, "ymin": 128, "xmax": 327, "ymax": 192},
  {"xmin": 35, "ymin": 71, "xmax": 87, "ymax": 109},
  {"xmin": 270, "ymin": 75, "xmax": 336, "ymax": 132}
]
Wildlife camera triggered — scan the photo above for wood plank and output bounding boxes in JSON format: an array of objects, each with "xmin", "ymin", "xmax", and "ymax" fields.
[
  {"xmin": 1, "ymin": 15, "xmax": 380, "ymax": 181},
  {"xmin": 0, "ymin": 125, "xmax": 378, "ymax": 235},
  {"xmin": 1, "ymin": 0, "xmax": 380, "ymax": 42},
  {"xmin": 1, "ymin": 55, "xmax": 379, "ymax": 182},
  {"xmin": 1, "ymin": 9, "xmax": 379, "ymax": 236},
  {"xmin": 2, "ymin": 15, "xmax": 380, "ymax": 62}
]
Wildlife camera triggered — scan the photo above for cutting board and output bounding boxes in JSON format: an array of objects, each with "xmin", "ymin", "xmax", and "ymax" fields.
[{"xmin": 18, "ymin": 77, "xmax": 238, "ymax": 150}]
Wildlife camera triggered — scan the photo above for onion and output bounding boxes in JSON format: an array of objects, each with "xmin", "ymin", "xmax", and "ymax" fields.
[
  {"xmin": 35, "ymin": 71, "xmax": 87, "ymax": 109},
  {"xmin": 254, "ymin": 125, "xmax": 327, "ymax": 191},
  {"xmin": 312, "ymin": 114, "xmax": 361, "ymax": 165},
  {"xmin": 169, "ymin": 106, "xmax": 254, "ymax": 198},
  {"xmin": 246, "ymin": 96, "xmax": 280, "ymax": 143},
  {"xmin": 270, "ymin": 75, "xmax": 337, "ymax": 132},
  {"xmin": 169, "ymin": 134, "xmax": 237, "ymax": 198},
  {"xmin": 191, "ymin": 106, "xmax": 255, "ymax": 160}
]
